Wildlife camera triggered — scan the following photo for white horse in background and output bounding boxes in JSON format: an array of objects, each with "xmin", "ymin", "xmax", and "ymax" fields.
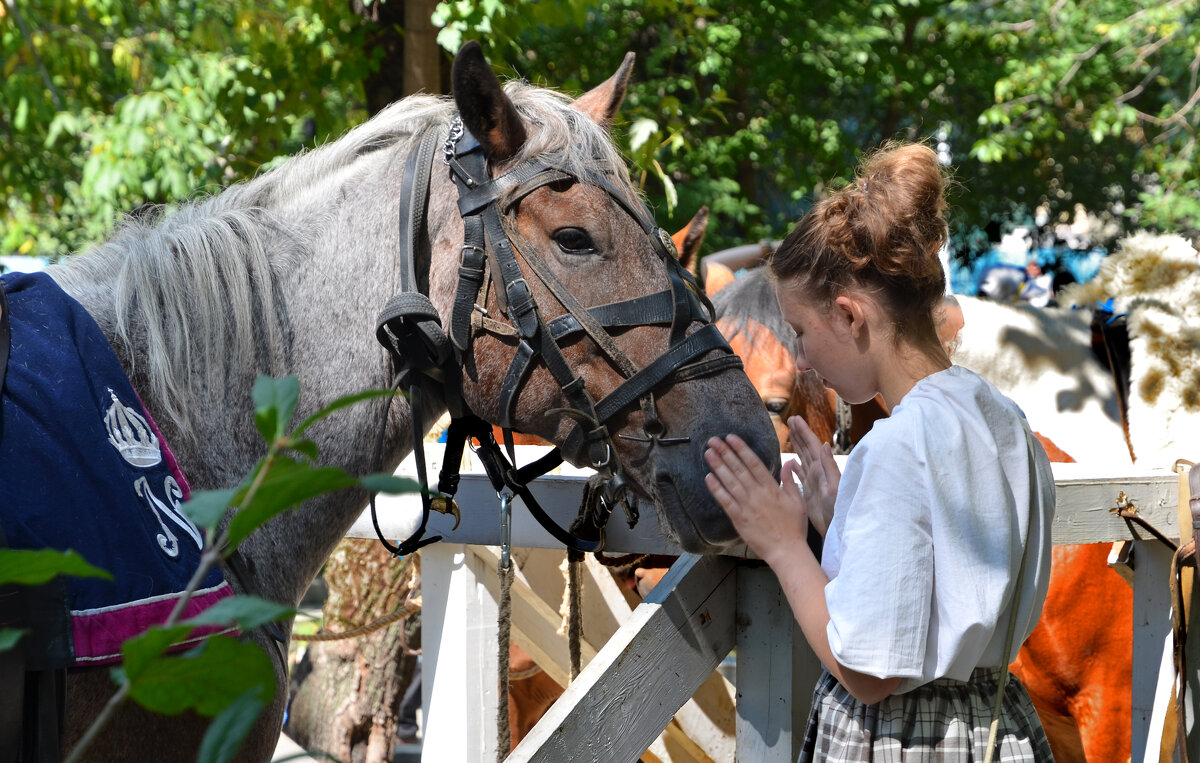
[
  {"xmin": 951, "ymin": 295, "xmax": 1131, "ymax": 466},
  {"xmin": 1062, "ymin": 230, "xmax": 1200, "ymax": 469}
]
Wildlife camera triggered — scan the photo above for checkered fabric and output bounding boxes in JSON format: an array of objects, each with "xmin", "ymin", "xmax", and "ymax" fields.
[{"xmin": 798, "ymin": 668, "xmax": 1054, "ymax": 762}]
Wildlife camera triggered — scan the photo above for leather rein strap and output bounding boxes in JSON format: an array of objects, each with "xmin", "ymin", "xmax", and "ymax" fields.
[{"xmin": 372, "ymin": 117, "xmax": 738, "ymax": 556}]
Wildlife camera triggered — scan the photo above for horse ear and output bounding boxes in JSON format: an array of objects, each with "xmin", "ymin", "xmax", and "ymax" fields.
[
  {"xmin": 452, "ymin": 40, "xmax": 527, "ymax": 164},
  {"xmin": 674, "ymin": 205, "xmax": 710, "ymax": 272},
  {"xmin": 572, "ymin": 52, "xmax": 636, "ymax": 127}
]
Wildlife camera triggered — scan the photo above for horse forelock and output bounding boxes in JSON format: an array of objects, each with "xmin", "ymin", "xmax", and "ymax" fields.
[
  {"xmin": 500, "ymin": 81, "xmax": 642, "ymax": 208},
  {"xmin": 711, "ymin": 267, "xmax": 796, "ymax": 353}
]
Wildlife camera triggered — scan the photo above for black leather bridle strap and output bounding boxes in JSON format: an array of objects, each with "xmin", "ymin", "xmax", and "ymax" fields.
[
  {"xmin": 456, "ymin": 159, "xmax": 566, "ymax": 216},
  {"xmin": 398, "ymin": 126, "xmax": 441, "ymax": 294},
  {"xmin": 593, "ymin": 323, "xmax": 733, "ymax": 424},
  {"xmin": 370, "ymin": 123, "xmax": 455, "ymax": 559},
  {"xmin": 543, "ymin": 290, "xmax": 704, "ymax": 337},
  {"xmin": 432, "ymin": 416, "xmax": 601, "ymax": 552},
  {"xmin": 496, "ymin": 288, "xmax": 706, "ymax": 425},
  {"xmin": 506, "ymin": 225, "xmax": 639, "ymax": 378},
  {"xmin": 448, "ymin": 131, "xmax": 490, "ymax": 351}
]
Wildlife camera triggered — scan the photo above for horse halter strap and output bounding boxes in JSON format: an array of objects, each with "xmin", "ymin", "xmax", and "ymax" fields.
[{"xmin": 374, "ymin": 116, "xmax": 739, "ymax": 555}]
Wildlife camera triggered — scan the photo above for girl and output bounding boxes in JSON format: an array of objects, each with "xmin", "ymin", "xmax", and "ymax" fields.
[{"xmin": 704, "ymin": 142, "xmax": 1056, "ymax": 761}]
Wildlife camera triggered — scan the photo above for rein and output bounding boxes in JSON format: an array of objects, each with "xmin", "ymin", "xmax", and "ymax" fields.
[{"xmin": 370, "ymin": 117, "xmax": 738, "ymax": 557}]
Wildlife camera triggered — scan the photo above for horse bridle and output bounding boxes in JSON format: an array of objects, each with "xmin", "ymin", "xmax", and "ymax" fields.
[{"xmin": 371, "ymin": 117, "xmax": 740, "ymax": 556}]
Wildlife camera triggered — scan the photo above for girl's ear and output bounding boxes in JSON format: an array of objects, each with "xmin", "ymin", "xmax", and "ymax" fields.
[{"xmin": 833, "ymin": 294, "xmax": 868, "ymax": 338}]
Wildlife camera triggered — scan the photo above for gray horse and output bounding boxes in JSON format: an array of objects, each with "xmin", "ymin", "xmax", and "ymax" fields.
[{"xmin": 40, "ymin": 42, "xmax": 777, "ymax": 760}]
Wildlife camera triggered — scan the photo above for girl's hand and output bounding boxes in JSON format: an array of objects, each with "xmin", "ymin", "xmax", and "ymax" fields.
[
  {"xmin": 704, "ymin": 434, "xmax": 809, "ymax": 566},
  {"xmin": 788, "ymin": 416, "xmax": 841, "ymax": 537}
]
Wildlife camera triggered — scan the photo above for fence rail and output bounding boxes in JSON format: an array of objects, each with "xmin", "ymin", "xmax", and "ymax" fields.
[{"xmin": 347, "ymin": 446, "xmax": 1192, "ymax": 762}]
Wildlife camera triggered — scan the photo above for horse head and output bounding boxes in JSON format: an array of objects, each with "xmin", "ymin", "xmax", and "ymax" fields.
[{"xmin": 413, "ymin": 43, "xmax": 778, "ymax": 553}]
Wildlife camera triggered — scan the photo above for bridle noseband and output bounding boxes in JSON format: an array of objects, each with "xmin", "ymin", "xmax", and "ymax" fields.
[{"xmin": 371, "ymin": 117, "xmax": 740, "ymax": 555}]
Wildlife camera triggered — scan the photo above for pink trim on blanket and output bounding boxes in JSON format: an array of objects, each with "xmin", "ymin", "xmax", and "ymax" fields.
[
  {"xmin": 133, "ymin": 389, "xmax": 192, "ymax": 500},
  {"xmin": 71, "ymin": 580, "xmax": 235, "ymax": 666}
]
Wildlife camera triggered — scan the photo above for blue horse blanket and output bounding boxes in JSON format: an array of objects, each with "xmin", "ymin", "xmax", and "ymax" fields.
[{"xmin": 0, "ymin": 271, "xmax": 231, "ymax": 667}]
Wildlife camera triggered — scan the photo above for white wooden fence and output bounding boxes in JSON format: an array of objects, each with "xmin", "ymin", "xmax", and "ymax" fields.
[{"xmin": 347, "ymin": 445, "xmax": 1196, "ymax": 762}]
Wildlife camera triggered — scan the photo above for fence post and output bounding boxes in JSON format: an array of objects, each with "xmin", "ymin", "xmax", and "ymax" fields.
[
  {"xmin": 420, "ymin": 543, "xmax": 501, "ymax": 762},
  {"xmin": 735, "ymin": 561, "xmax": 821, "ymax": 759}
]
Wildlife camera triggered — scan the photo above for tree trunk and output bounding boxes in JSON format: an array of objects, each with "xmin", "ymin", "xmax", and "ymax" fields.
[
  {"xmin": 352, "ymin": 0, "xmax": 448, "ymax": 115},
  {"xmin": 286, "ymin": 539, "xmax": 421, "ymax": 763},
  {"xmin": 403, "ymin": 0, "xmax": 445, "ymax": 97}
]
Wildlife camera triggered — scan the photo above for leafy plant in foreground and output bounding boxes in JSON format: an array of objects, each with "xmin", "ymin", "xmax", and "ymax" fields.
[{"xmin": 0, "ymin": 374, "xmax": 416, "ymax": 763}]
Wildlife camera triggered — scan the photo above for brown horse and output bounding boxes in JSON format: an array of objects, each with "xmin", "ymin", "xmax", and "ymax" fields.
[
  {"xmin": 18, "ymin": 43, "xmax": 777, "ymax": 761},
  {"xmin": 1010, "ymin": 438, "xmax": 1133, "ymax": 762}
]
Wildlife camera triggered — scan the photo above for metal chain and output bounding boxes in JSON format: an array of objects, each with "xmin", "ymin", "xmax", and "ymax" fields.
[{"xmin": 442, "ymin": 116, "xmax": 464, "ymax": 165}]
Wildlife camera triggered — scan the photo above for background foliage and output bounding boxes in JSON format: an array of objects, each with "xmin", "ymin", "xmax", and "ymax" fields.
[
  {"xmin": 4, "ymin": 0, "xmax": 1200, "ymax": 263},
  {"xmin": 2, "ymin": 0, "xmax": 371, "ymax": 255}
]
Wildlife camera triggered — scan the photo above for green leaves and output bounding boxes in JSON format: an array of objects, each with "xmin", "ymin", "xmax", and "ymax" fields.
[
  {"xmin": 253, "ymin": 374, "xmax": 300, "ymax": 443},
  {"xmin": 197, "ymin": 688, "xmax": 270, "ymax": 763},
  {"xmin": 0, "ymin": 548, "xmax": 113, "ymax": 586},
  {"xmin": 2, "ymin": 0, "xmax": 372, "ymax": 257},
  {"xmin": 111, "ymin": 591, "xmax": 293, "ymax": 720},
  {"xmin": 119, "ymin": 633, "xmax": 276, "ymax": 717},
  {"xmin": 184, "ymin": 595, "xmax": 295, "ymax": 633},
  {"xmin": 225, "ymin": 457, "xmax": 359, "ymax": 549}
]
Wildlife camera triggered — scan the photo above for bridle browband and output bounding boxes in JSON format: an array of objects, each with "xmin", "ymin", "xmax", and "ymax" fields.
[{"xmin": 371, "ymin": 116, "xmax": 740, "ymax": 556}]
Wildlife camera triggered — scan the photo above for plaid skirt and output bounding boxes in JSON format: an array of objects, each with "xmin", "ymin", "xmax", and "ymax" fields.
[{"xmin": 797, "ymin": 668, "xmax": 1054, "ymax": 762}]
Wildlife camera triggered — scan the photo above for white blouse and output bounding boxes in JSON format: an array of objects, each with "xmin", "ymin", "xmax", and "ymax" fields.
[{"xmin": 821, "ymin": 365, "xmax": 1055, "ymax": 693}]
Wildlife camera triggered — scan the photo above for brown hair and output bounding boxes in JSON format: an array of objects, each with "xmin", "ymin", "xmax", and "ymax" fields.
[{"xmin": 770, "ymin": 141, "xmax": 949, "ymax": 356}]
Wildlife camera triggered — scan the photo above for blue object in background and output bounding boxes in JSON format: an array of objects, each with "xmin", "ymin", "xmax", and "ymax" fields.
[{"xmin": 949, "ymin": 245, "xmax": 1106, "ymax": 296}]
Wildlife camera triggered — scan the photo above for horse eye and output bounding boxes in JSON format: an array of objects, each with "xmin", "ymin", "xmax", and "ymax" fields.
[
  {"xmin": 553, "ymin": 227, "xmax": 597, "ymax": 255},
  {"xmin": 764, "ymin": 398, "xmax": 789, "ymax": 415}
]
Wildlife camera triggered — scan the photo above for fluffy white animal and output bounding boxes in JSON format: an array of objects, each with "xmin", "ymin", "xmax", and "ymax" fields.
[
  {"xmin": 1063, "ymin": 231, "xmax": 1200, "ymax": 468},
  {"xmin": 952, "ymin": 295, "xmax": 1131, "ymax": 466}
]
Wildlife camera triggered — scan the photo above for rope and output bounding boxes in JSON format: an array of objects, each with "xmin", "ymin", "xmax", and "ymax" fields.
[
  {"xmin": 566, "ymin": 550, "xmax": 583, "ymax": 681},
  {"xmin": 292, "ymin": 599, "xmax": 422, "ymax": 643},
  {"xmin": 590, "ymin": 550, "xmax": 649, "ymax": 568},
  {"xmin": 509, "ymin": 664, "xmax": 543, "ymax": 681},
  {"xmin": 497, "ymin": 562, "xmax": 514, "ymax": 761}
]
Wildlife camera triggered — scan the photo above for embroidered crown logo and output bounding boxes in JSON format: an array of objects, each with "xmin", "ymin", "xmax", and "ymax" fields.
[{"xmin": 104, "ymin": 390, "xmax": 162, "ymax": 468}]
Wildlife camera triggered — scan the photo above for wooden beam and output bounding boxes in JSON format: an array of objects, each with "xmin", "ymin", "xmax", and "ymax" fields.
[
  {"xmin": 1130, "ymin": 539, "xmax": 1175, "ymax": 763},
  {"xmin": 507, "ymin": 554, "xmax": 737, "ymax": 762},
  {"xmin": 734, "ymin": 562, "xmax": 822, "ymax": 760},
  {"xmin": 1050, "ymin": 463, "xmax": 1179, "ymax": 545},
  {"xmin": 354, "ymin": 450, "xmax": 1179, "ymax": 549}
]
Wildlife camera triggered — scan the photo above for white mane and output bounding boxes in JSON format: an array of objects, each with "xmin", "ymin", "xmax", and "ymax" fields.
[
  {"xmin": 49, "ymin": 97, "xmax": 450, "ymax": 433},
  {"xmin": 48, "ymin": 80, "xmax": 639, "ymax": 437}
]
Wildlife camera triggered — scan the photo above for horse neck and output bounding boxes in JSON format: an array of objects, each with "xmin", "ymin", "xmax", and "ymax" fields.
[{"xmin": 50, "ymin": 139, "xmax": 445, "ymax": 606}]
